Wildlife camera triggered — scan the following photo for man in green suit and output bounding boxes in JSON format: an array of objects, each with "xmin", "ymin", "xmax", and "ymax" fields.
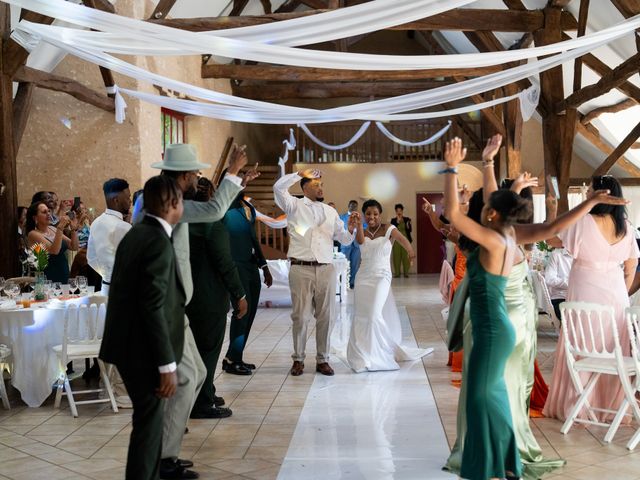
[
  {"xmin": 99, "ymin": 176, "xmax": 185, "ymax": 480},
  {"xmin": 187, "ymin": 177, "xmax": 247, "ymax": 419}
]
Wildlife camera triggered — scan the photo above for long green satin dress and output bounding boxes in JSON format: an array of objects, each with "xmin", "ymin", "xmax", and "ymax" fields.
[
  {"xmin": 459, "ymin": 248, "xmax": 521, "ymax": 480},
  {"xmin": 445, "ymin": 259, "xmax": 565, "ymax": 479}
]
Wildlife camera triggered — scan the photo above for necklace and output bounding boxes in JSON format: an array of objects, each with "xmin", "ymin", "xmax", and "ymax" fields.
[{"xmin": 366, "ymin": 224, "xmax": 382, "ymax": 238}]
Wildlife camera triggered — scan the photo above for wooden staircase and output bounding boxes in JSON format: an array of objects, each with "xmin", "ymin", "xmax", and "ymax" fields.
[{"xmin": 244, "ymin": 164, "xmax": 281, "ymax": 214}]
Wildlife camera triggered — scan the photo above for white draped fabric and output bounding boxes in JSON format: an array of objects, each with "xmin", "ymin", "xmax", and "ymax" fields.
[
  {"xmin": 6, "ymin": 0, "xmax": 640, "ymax": 70},
  {"xmin": 374, "ymin": 121, "xmax": 451, "ymax": 147},
  {"xmin": 298, "ymin": 122, "xmax": 372, "ymax": 150}
]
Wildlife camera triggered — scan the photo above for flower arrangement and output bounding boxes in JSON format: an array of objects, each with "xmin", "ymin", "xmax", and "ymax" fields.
[
  {"xmin": 536, "ymin": 240, "xmax": 552, "ymax": 253},
  {"xmin": 29, "ymin": 243, "xmax": 49, "ymax": 272}
]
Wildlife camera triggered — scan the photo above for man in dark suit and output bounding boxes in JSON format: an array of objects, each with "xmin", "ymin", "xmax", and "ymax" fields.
[{"xmin": 99, "ymin": 176, "xmax": 185, "ymax": 480}]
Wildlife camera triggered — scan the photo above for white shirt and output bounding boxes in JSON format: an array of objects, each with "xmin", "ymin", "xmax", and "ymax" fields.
[
  {"xmin": 273, "ymin": 172, "xmax": 353, "ymax": 263},
  {"xmin": 544, "ymin": 248, "xmax": 573, "ymax": 300},
  {"xmin": 87, "ymin": 209, "xmax": 132, "ymax": 284},
  {"xmin": 144, "ymin": 214, "xmax": 177, "ymax": 374}
]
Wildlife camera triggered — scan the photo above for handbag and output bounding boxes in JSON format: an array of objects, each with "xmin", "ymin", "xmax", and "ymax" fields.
[{"xmin": 446, "ymin": 274, "xmax": 469, "ymax": 352}]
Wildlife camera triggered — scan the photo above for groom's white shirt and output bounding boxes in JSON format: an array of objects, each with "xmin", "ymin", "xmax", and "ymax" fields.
[{"xmin": 274, "ymin": 172, "xmax": 353, "ymax": 264}]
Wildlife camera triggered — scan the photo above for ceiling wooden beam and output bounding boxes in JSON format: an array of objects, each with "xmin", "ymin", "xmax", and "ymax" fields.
[
  {"xmin": 576, "ymin": 120, "xmax": 640, "ymax": 176},
  {"xmin": 3, "ymin": 10, "xmax": 54, "ymax": 77},
  {"xmin": 150, "ymin": 8, "xmax": 577, "ymax": 32},
  {"xmin": 201, "ymin": 63, "xmax": 503, "ymax": 82},
  {"xmin": 502, "ymin": 0, "xmax": 527, "ymax": 9},
  {"xmin": 231, "ymin": 80, "xmax": 453, "ymax": 99},
  {"xmin": 86, "ymin": 0, "xmax": 115, "ymax": 13},
  {"xmin": 273, "ymin": 0, "xmax": 302, "ymax": 13},
  {"xmin": 149, "ymin": 0, "xmax": 176, "ymax": 19},
  {"xmin": 11, "ymin": 82, "xmax": 34, "ymax": 153},
  {"xmin": 572, "ymin": 0, "xmax": 589, "ymax": 93},
  {"xmin": 557, "ymin": 51, "xmax": 640, "ymax": 113},
  {"xmin": 13, "ymin": 66, "xmax": 115, "ymax": 112},
  {"xmin": 593, "ymin": 120, "xmax": 640, "ymax": 176},
  {"xmin": 581, "ymin": 98, "xmax": 636, "ymax": 125},
  {"xmin": 260, "ymin": 0, "xmax": 272, "ymax": 14},
  {"xmin": 610, "ymin": 0, "xmax": 640, "ymax": 18},
  {"xmin": 230, "ymin": 0, "xmax": 250, "ymax": 16}
]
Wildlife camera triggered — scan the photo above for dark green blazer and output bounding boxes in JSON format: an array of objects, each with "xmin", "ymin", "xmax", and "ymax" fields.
[
  {"xmin": 186, "ymin": 221, "xmax": 245, "ymax": 319},
  {"xmin": 99, "ymin": 216, "xmax": 186, "ymax": 370}
]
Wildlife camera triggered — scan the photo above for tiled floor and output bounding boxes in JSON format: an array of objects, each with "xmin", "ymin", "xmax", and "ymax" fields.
[{"xmin": 2, "ymin": 276, "xmax": 640, "ymax": 479}]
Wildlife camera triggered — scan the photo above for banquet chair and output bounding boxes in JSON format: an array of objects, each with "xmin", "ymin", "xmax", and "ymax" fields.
[
  {"xmin": 532, "ymin": 271, "xmax": 561, "ymax": 332},
  {"xmin": 622, "ymin": 307, "xmax": 640, "ymax": 450},
  {"xmin": 52, "ymin": 303, "xmax": 117, "ymax": 417},
  {"xmin": 560, "ymin": 302, "xmax": 640, "ymax": 447},
  {"xmin": 0, "ymin": 337, "xmax": 11, "ymax": 409}
]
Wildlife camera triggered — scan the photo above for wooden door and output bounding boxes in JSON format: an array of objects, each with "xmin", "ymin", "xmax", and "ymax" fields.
[{"xmin": 416, "ymin": 193, "xmax": 445, "ymax": 274}]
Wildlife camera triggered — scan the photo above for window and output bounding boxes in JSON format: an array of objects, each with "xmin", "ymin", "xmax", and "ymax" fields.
[{"xmin": 162, "ymin": 108, "xmax": 186, "ymax": 153}]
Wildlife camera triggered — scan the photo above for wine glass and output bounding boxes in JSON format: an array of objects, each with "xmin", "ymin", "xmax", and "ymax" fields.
[
  {"xmin": 68, "ymin": 277, "xmax": 78, "ymax": 295},
  {"xmin": 77, "ymin": 276, "xmax": 88, "ymax": 295},
  {"xmin": 0, "ymin": 277, "xmax": 5, "ymax": 297},
  {"xmin": 4, "ymin": 283, "xmax": 20, "ymax": 301},
  {"xmin": 52, "ymin": 282, "xmax": 62, "ymax": 298}
]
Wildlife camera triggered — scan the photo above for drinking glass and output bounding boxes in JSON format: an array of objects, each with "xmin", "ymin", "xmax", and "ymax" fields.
[
  {"xmin": 77, "ymin": 276, "xmax": 88, "ymax": 295},
  {"xmin": 4, "ymin": 283, "xmax": 20, "ymax": 301},
  {"xmin": 0, "ymin": 277, "xmax": 5, "ymax": 297},
  {"xmin": 68, "ymin": 278, "xmax": 78, "ymax": 295},
  {"xmin": 52, "ymin": 282, "xmax": 62, "ymax": 298}
]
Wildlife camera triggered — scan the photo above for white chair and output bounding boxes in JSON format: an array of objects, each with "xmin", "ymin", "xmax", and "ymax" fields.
[
  {"xmin": 531, "ymin": 270, "xmax": 561, "ymax": 332},
  {"xmin": 622, "ymin": 307, "xmax": 640, "ymax": 450},
  {"xmin": 0, "ymin": 339, "xmax": 11, "ymax": 409},
  {"xmin": 53, "ymin": 303, "xmax": 118, "ymax": 417},
  {"xmin": 559, "ymin": 302, "xmax": 640, "ymax": 447}
]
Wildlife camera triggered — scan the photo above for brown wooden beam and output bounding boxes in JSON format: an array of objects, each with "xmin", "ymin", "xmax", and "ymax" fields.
[
  {"xmin": 11, "ymin": 82, "xmax": 34, "ymax": 154},
  {"xmin": 86, "ymin": 0, "xmax": 115, "ymax": 13},
  {"xmin": 201, "ymin": 63, "xmax": 503, "ymax": 82},
  {"xmin": 576, "ymin": 120, "xmax": 640, "ymax": 176},
  {"xmin": 230, "ymin": 0, "xmax": 250, "ymax": 16},
  {"xmin": 260, "ymin": 0, "xmax": 272, "ymax": 14},
  {"xmin": 570, "ymin": 177, "xmax": 640, "ymax": 186},
  {"xmin": 610, "ymin": 0, "xmax": 640, "ymax": 18},
  {"xmin": 502, "ymin": 0, "xmax": 527, "ymax": 9},
  {"xmin": 149, "ymin": 0, "xmax": 176, "ymax": 19},
  {"xmin": 572, "ymin": 0, "xmax": 589, "ymax": 93},
  {"xmin": 593, "ymin": 120, "xmax": 640, "ymax": 176},
  {"xmin": 274, "ymin": 0, "xmax": 302, "ymax": 13},
  {"xmin": 231, "ymin": 80, "xmax": 453, "ymax": 99},
  {"xmin": 562, "ymin": 33, "xmax": 640, "ymax": 103},
  {"xmin": 581, "ymin": 98, "xmax": 636, "ymax": 125},
  {"xmin": 557, "ymin": 52, "xmax": 640, "ymax": 113},
  {"xmin": 3, "ymin": 10, "xmax": 54, "ymax": 77},
  {"xmin": 150, "ymin": 8, "xmax": 577, "ymax": 32},
  {"xmin": 13, "ymin": 66, "xmax": 115, "ymax": 112}
]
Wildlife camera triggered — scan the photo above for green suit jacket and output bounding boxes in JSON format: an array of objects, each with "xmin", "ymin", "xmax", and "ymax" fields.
[
  {"xmin": 99, "ymin": 216, "xmax": 186, "ymax": 370},
  {"xmin": 186, "ymin": 220, "xmax": 245, "ymax": 320}
]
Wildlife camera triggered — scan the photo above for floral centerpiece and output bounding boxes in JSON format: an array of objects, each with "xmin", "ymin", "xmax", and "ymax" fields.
[{"xmin": 29, "ymin": 243, "xmax": 49, "ymax": 300}]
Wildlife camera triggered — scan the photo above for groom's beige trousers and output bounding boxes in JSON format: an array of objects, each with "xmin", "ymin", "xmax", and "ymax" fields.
[{"xmin": 289, "ymin": 264, "xmax": 336, "ymax": 363}]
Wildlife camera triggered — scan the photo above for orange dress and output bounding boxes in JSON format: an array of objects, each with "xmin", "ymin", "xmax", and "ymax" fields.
[{"xmin": 448, "ymin": 246, "xmax": 467, "ymax": 372}]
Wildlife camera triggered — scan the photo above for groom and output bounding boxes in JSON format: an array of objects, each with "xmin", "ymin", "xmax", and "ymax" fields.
[{"xmin": 273, "ymin": 169, "xmax": 356, "ymax": 376}]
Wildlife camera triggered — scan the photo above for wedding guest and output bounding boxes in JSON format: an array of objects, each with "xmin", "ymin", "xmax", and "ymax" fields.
[
  {"xmin": 390, "ymin": 203, "xmax": 412, "ymax": 277},
  {"xmin": 544, "ymin": 247, "xmax": 573, "ymax": 320},
  {"xmin": 187, "ymin": 177, "xmax": 247, "ymax": 418},
  {"xmin": 222, "ymin": 180, "xmax": 272, "ymax": 376},
  {"xmin": 88, "ymin": 179, "xmax": 132, "ymax": 296},
  {"xmin": 544, "ymin": 175, "xmax": 639, "ymax": 422},
  {"xmin": 274, "ymin": 168, "xmax": 356, "ymax": 376},
  {"xmin": 340, "ymin": 200, "xmax": 362, "ymax": 289},
  {"xmin": 99, "ymin": 175, "xmax": 184, "ymax": 480},
  {"xmin": 26, "ymin": 201, "xmax": 79, "ymax": 283},
  {"xmin": 17, "ymin": 207, "xmax": 28, "ymax": 274},
  {"xmin": 134, "ymin": 143, "xmax": 249, "ymax": 480},
  {"xmin": 17, "ymin": 206, "xmax": 27, "ymax": 237}
]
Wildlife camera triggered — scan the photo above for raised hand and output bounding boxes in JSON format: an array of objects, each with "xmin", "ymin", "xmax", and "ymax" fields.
[
  {"xmin": 57, "ymin": 215, "xmax": 70, "ymax": 231},
  {"xmin": 482, "ymin": 134, "xmax": 502, "ymax": 161},
  {"xmin": 241, "ymin": 163, "xmax": 261, "ymax": 187},
  {"xmin": 227, "ymin": 144, "xmax": 248, "ymax": 176},
  {"xmin": 444, "ymin": 137, "xmax": 467, "ymax": 167},
  {"xmin": 298, "ymin": 168, "xmax": 322, "ymax": 179},
  {"xmin": 422, "ymin": 197, "xmax": 434, "ymax": 214},
  {"xmin": 588, "ymin": 189, "xmax": 630, "ymax": 206},
  {"xmin": 511, "ymin": 172, "xmax": 539, "ymax": 193},
  {"xmin": 459, "ymin": 184, "xmax": 472, "ymax": 204},
  {"xmin": 347, "ymin": 211, "xmax": 361, "ymax": 232}
]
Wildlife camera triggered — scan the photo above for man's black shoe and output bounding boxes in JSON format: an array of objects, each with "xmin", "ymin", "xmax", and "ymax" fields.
[
  {"xmin": 190, "ymin": 406, "xmax": 232, "ymax": 419},
  {"xmin": 160, "ymin": 459, "xmax": 199, "ymax": 479}
]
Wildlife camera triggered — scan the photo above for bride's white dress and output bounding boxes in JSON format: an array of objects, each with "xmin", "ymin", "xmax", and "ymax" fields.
[{"xmin": 346, "ymin": 225, "xmax": 433, "ymax": 373}]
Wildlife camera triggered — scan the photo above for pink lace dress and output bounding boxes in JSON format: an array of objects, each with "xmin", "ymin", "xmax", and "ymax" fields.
[{"xmin": 543, "ymin": 214, "xmax": 640, "ymax": 421}]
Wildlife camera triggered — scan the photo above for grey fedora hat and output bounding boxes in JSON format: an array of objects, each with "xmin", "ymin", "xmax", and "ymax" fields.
[{"xmin": 151, "ymin": 144, "xmax": 211, "ymax": 171}]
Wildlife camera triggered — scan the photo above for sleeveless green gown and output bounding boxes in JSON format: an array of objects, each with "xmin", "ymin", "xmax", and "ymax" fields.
[
  {"xmin": 445, "ymin": 259, "xmax": 565, "ymax": 479},
  {"xmin": 458, "ymin": 248, "xmax": 521, "ymax": 480}
]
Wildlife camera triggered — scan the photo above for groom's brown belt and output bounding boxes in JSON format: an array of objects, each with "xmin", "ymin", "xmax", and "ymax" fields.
[{"xmin": 290, "ymin": 258, "xmax": 328, "ymax": 266}]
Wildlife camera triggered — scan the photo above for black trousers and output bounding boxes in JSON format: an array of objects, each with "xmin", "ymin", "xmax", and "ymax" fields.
[
  {"xmin": 190, "ymin": 308, "xmax": 228, "ymax": 412},
  {"xmin": 551, "ymin": 298, "xmax": 564, "ymax": 322},
  {"xmin": 225, "ymin": 263, "xmax": 261, "ymax": 363},
  {"xmin": 119, "ymin": 365, "xmax": 164, "ymax": 480}
]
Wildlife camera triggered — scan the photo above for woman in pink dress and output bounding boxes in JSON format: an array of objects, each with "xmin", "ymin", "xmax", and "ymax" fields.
[{"xmin": 544, "ymin": 175, "xmax": 639, "ymax": 421}]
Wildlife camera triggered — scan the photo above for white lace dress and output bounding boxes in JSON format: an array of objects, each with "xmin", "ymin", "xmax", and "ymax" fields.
[{"xmin": 346, "ymin": 225, "xmax": 433, "ymax": 373}]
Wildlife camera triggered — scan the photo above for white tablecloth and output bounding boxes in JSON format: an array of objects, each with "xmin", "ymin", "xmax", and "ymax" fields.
[
  {"xmin": 259, "ymin": 257, "xmax": 349, "ymax": 307},
  {"xmin": 0, "ymin": 296, "xmax": 105, "ymax": 407}
]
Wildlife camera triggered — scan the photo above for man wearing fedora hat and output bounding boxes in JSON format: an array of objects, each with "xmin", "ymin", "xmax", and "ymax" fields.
[{"xmin": 134, "ymin": 143, "xmax": 250, "ymax": 480}]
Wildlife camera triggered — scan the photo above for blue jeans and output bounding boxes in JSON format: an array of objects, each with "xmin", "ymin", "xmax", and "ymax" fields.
[{"xmin": 340, "ymin": 243, "xmax": 361, "ymax": 289}]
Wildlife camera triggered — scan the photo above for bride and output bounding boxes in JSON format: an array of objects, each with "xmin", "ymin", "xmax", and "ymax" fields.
[{"xmin": 346, "ymin": 199, "xmax": 434, "ymax": 373}]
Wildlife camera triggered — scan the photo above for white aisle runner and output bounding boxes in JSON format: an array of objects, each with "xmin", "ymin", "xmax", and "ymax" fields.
[{"xmin": 277, "ymin": 307, "xmax": 453, "ymax": 480}]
